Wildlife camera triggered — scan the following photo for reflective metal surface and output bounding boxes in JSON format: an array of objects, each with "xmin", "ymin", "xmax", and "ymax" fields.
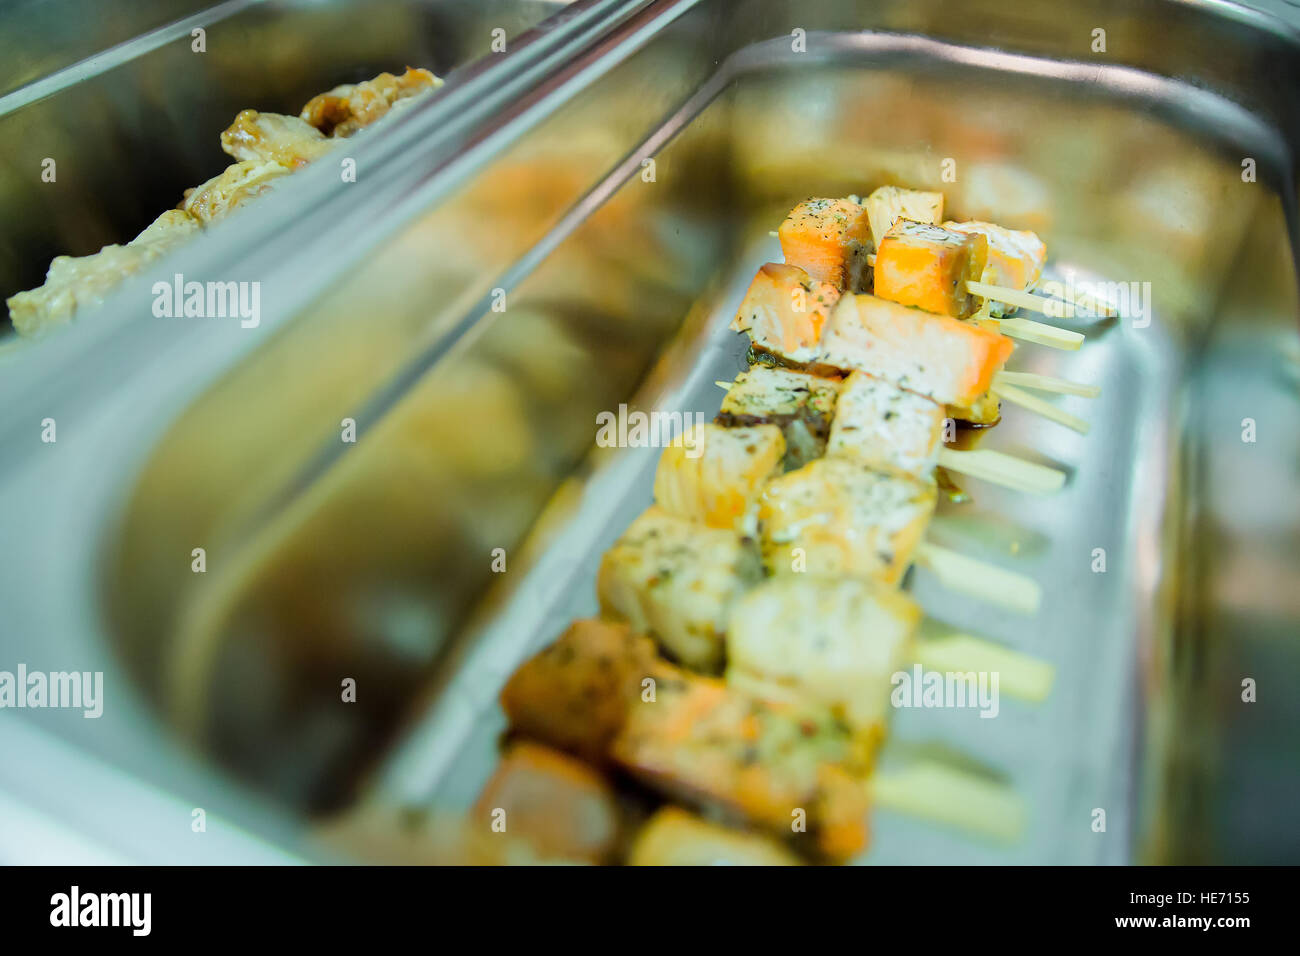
[{"xmin": 0, "ymin": 0, "xmax": 1297, "ymax": 863}]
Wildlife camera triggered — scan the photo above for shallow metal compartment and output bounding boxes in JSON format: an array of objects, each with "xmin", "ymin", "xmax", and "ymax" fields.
[
  {"xmin": 1, "ymin": 0, "xmax": 1297, "ymax": 864},
  {"xmin": 357, "ymin": 1, "xmax": 1300, "ymax": 864}
]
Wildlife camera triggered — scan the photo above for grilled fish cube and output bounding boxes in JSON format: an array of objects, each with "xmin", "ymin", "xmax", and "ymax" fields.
[
  {"xmin": 864, "ymin": 185, "xmax": 945, "ymax": 248},
  {"xmin": 944, "ymin": 219, "xmax": 1046, "ymax": 317},
  {"xmin": 818, "ymin": 293, "xmax": 1014, "ymax": 407},
  {"xmin": 727, "ymin": 575, "xmax": 921, "ymax": 736},
  {"xmin": 473, "ymin": 741, "xmax": 624, "ymax": 864},
  {"xmin": 597, "ymin": 506, "xmax": 762, "ymax": 673},
  {"xmin": 654, "ymin": 423, "xmax": 785, "ymax": 535},
  {"xmin": 758, "ymin": 458, "xmax": 936, "ymax": 583},
  {"xmin": 610, "ymin": 673, "xmax": 871, "ymax": 861},
  {"xmin": 628, "ymin": 807, "xmax": 802, "ymax": 866},
  {"xmin": 778, "ymin": 197, "xmax": 874, "ymax": 290},
  {"xmin": 827, "ymin": 371, "xmax": 947, "ymax": 477},
  {"xmin": 730, "ymin": 262, "xmax": 841, "ymax": 361},
  {"xmin": 873, "ymin": 219, "xmax": 989, "ymax": 319},
  {"xmin": 500, "ymin": 618, "xmax": 666, "ymax": 763},
  {"xmin": 717, "ymin": 365, "xmax": 841, "ymax": 469}
]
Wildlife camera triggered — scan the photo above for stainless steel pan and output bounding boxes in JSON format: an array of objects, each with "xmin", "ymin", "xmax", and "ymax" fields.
[{"xmin": 1, "ymin": 0, "xmax": 1297, "ymax": 863}]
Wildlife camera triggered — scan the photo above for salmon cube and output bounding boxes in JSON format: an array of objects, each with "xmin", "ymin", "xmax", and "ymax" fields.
[
  {"xmin": 944, "ymin": 220, "xmax": 1047, "ymax": 317},
  {"xmin": 864, "ymin": 185, "xmax": 945, "ymax": 247},
  {"xmin": 817, "ymin": 293, "xmax": 1015, "ymax": 406},
  {"xmin": 627, "ymin": 807, "xmax": 802, "ymax": 866},
  {"xmin": 473, "ymin": 742, "xmax": 624, "ymax": 864},
  {"xmin": 654, "ymin": 423, "xmax": 785, "ymax": 535},
  {"xmin": 597, "ymin": 506, "xmax": 762, "ymax": 673},
  {"xmin": 731, "ymin": 262, "xmax": 841, "ymax": 360},
  {"xmin": 778, "ymin": 198, "xmax": 873, "ymax": 290},
  {"xmin": 827, "ymin": 371, "xmax": 947, "ymax": 477},
  {"xmin": 610, "ymin": 672, "xmax": 872, "ymax": 861},
  {"xmin": 874, "ymin": 219, "xmax": 989, "ymax": 318},
  {"xmin": 500, "ymin": 619, "xmax": 665, "ymax": 763},
  {"xmin": 727, "ymin": 575, "xmax": 922, "ymax": 737},
  {"xmin": 757, "ymin": 457, "xmax": 936, "ymax": 584},
  {"xmin": 716, "ymin": 365, "xmax": 841, "ymax": 470}
]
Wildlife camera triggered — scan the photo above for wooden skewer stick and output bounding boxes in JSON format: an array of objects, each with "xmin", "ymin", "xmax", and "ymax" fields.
[
  {"xmin": 965, "ymin": 279, "xmax": 1067, "ymax": 321},
  {"xmin": 985, "ymin": 315, "xmax": 1084, "ymax": 351},
  {"xmin": 871, "ymin": 761, "xmax": 1025, "ymax": 842},
  {"xmin": 993, "ymin": 370, "xmax": 1100, "ymax": 398},
  {"xmin": 992, "ymin": 383, "xmax": 1090, "ymax": 435},
  {"xmin": 937, "ymin": 448, "xmax": 1065, "ymax": 495},
  {"xmin": 914, "ymin": 542, "xmax": 1041, "ymax": 616},
  {"xmin": 913, "ymin": 622, "xmax": 1056, "ymax": 703},
  {"xmin": 1042, "ymin": 282, "xmax": 1118, "ymax": 318}
]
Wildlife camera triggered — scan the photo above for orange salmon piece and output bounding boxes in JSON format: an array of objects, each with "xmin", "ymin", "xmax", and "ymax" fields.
[
  {"xmin": 731, "ymin": 262, "xmax": 841, "ymax": 358},
  {"xmin": 873, "ymin": 219, "xmax": 989, "ymax": 318},
  {"xmin": 778, "ymin": 198, "xmax": 873, "ymax": 290},
  {"xmin": 819, "ymin": 293, "xmax": 1015, "ymax": 406}
]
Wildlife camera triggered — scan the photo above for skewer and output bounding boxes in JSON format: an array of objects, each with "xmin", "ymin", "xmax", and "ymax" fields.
[
  {"xmin": 978, "ymin": 310, "xmax": 1084, "ymax": 351},
  {"xmin": 913, "ymin": 542, "xmax": 1041, "ymax": 616},
  {"xmin": 914, "ymin": 618, "xmax": 1056, "ymax": 703},
  {"xmin": 714, "ymin": 376, "xmax": 1066, "ymax": 497},
  {"xmin": 935, "ymin": 448, "xmax": 1064, "ymax": 495},
  {"xmin": 1043, "ymin": 281, "xmax": 1119, "ymax": 318},
  {"xmin": 990, "ymin": 382, "xmax": 1090, "ymax": 435},
  {"xmin": 992, "ymin": 370, "xmax": 1100, "ymax": 398},
  {"xmin": 871, "ymin": 761, "xmax": 1025, "ymax": 843}
]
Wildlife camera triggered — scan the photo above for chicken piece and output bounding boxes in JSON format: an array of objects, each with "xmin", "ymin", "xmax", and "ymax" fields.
[
  {"xmin": 6, "ymin": 209, "xmax": 201, "ymax": 336},
  {"xmin": 220, "ymin": 109, "xmax": 339, "ymax": 169},
  {"xmin": 611, "ymin": 669, "xmax": 871, "ymax": 862},
  {"xmin": 727, "ymin": 575, "xmax": 921, "ymax": 738},
  {"xmin": 817, "ymin": 293, "xmax": 1015, "ymax": 406},
  {"xmin": 473, "ymin": 742, "xmax": 624, "ymax": 864},
  {"xmin": 873, "ymin": 219, "xmax": 988, "ymax": 319},
  {"xmin": 627, "ymin": 807, "xmax": 802, "ymax": 866},
  {"xmin": 653, "ymin": 422, "xmax": 785, "ymax": 535},
  {"xmin": 181, "ymin": 160, "xmax": 293, "ymax": 224},
  {"xmin": 943, "ymin": 220, "xmax": 1047, "ymax": 317},
  {"xmin": 716, "ymin": 365, "xmax": 841, "ymax": 470},
  {"xmin": 503, "ymin": 618, "xmax": 871, "ymax": 861},
  {"xmin": 500, "ymin": 619, "xmax": 668, "ymax": 763},
  {"xmin": 758, "ymin": 457, "xmax": 936, "ymax": 584},
  {"xmin": 597, "ymin": 506, "xmax": 762, "ymax": 673},
  {"xmin": 731, "ymin": 262, "xmax": 841, "ymax": 360},
  {"xmin": 300, "ymin": 67, "xmax": 443, "ymax": 138},
  {"xmin": 864, "ymin": 185, "xmax": 945, "ymax": 248},
  {"xmin": 778, "ymin": 198, "xmax": 873, "ymax": 290},
  {"xmin": 827, "ymin": 371, "xmax": 947, "ymax": 477}
]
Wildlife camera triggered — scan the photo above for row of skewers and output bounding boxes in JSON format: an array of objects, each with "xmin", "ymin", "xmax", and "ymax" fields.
[{"xmin": 466, "ymin": 186, "xmax": 1103, "ymax": 864}]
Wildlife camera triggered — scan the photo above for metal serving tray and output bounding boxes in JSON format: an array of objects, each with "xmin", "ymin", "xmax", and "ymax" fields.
[{"xmin": 1, "ymin": 0, "xmax": 1298, "ymax": 864}]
